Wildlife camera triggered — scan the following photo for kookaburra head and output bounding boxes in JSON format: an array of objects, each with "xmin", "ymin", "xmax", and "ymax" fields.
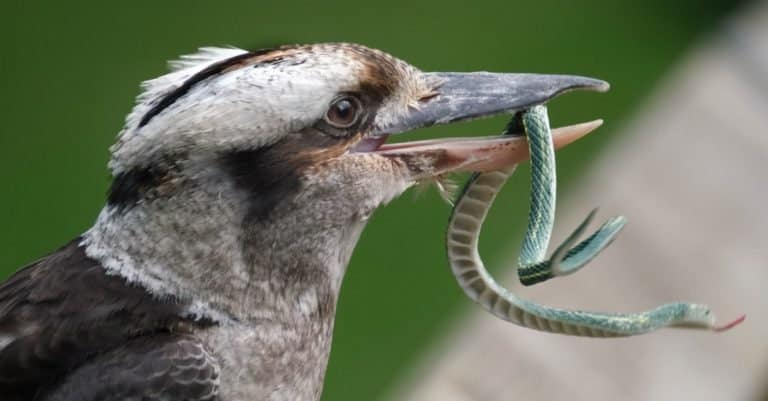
[
  {"xmin": 0, "ymin": 43, "xmax": 608, "ymax": 401},
  {"xmin": 85, "ymin": 43, "xmax": 606, "ymax": 322}
]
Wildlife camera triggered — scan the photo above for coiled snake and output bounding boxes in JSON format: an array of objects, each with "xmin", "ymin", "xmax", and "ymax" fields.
[{"xmin": 447, "ymin": 105, "xmax": 744, "ymax": 337}]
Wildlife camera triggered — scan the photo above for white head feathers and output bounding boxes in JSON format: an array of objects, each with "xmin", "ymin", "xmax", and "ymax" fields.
[
  {"xmin": 125, "ymin": 47, "xmax": 249, "ymax": 136},
  {"xmin": 108, "ymin": 44, "xmax": 432, "ymax": 174}
]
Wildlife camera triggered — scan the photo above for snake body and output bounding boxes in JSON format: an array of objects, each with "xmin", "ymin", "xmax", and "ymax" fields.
[
  {"xmin": 516, "ymin": 106, "xmax": 627, "ymax": 286},
  {"xmin": 446, "ymin": 106, "xmax": 743, "ymax": 337}
]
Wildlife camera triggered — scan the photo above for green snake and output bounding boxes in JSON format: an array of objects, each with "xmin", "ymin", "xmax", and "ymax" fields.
[{"xmin": 446, "ymin": 105, "xmax": 744, "ymax": 337}]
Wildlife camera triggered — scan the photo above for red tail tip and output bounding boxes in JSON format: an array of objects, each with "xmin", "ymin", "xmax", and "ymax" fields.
[{"xmin": 713, "ymin": 314, "xmax": 746, "ymax": 332}]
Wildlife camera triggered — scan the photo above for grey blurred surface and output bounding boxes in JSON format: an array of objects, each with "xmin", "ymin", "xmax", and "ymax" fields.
[{"xmin": 385, "ymin": 2, "xmax": 768, "ymax": 401}]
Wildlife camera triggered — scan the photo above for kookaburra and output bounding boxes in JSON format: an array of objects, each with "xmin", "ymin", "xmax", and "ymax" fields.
[{"xmin": 0, "ymin": 43, "xmax": 606, "ymax": 401}]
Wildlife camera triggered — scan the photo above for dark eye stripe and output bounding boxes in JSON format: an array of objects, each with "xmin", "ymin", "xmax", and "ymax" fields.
[{"xmin": 107, "ymin": 166, "xmax": 167, "ymax": 211}]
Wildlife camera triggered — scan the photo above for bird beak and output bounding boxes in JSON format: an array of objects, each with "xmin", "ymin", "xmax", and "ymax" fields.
[
  {"xmin": 372, "ymin": 119, "xmax": 603, "ymax": 174},
  {"xmin": 358, "ymin": 72, "xmax": 609, "ymax": 176}
]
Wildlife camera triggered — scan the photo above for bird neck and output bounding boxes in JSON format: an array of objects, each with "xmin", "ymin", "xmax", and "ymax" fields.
[{"xmin": 81, "ymin": 171, "xmax": 367, "ymax": 325}]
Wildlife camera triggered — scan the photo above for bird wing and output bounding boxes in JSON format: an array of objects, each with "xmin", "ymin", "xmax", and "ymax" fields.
[
  {"xmin": 41, "ymin": 334, "xmax": 219, "ymax": 401},
  {"xmin": 0, "ymin": 239, "xmax": 201, "ymax": 401}
]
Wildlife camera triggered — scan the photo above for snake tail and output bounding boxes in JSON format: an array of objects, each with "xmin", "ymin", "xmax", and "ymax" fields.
[{"xmin": 447, "ymin": 169, "xmax": 743, "ymax": 336}]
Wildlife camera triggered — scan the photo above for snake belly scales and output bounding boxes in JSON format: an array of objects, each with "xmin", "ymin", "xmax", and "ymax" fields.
[{"xmin": 446, "ymin": 105, "xmax": 744, "ymax": 337}]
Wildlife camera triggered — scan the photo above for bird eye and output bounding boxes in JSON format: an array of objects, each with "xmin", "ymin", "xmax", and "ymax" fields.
[{"xmin": 325, "ymin": 96, "xmax": 361, "ymax": 128}]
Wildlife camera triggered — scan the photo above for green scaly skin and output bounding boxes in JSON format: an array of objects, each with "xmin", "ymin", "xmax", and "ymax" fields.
[
  {"xmin": 445, "ymin": 106, "xmax": 743, "ymax": 336},
  {"xmin": 517, "ymin": 105, "xmax": 626, "ymax": 286}
]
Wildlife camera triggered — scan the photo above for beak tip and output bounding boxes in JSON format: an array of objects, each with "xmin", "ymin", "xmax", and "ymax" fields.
[
  {"xmin": 584, "ymin": 118, "xmax": 605, "ymax": 136},
  {"xmin": 576, "ymin": 77, "xmax": 609, "ymax": 93},
  {"xmin": 551, "ymin": 119, "xmax": 605, "ymax": 151}
]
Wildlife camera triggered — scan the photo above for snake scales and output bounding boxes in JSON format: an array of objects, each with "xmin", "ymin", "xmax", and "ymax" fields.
[{"xmin": 446, "ymin": 105, "xmax": 744, "ymax": 337}]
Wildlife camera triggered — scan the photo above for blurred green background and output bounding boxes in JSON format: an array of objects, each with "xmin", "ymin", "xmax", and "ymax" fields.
[{"xmin": 0, "ymin": 1, "xmax": 747, "ymax": 400}]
